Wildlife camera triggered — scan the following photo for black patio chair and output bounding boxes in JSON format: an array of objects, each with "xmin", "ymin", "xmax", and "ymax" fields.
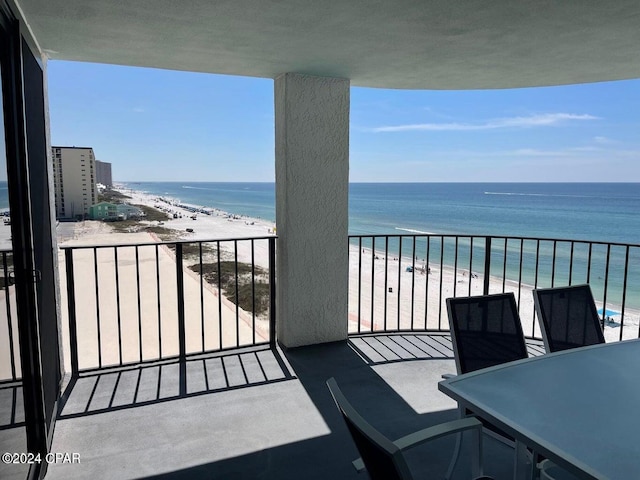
[
  {"xmin": 326, "ymin": 377, "xmax": 493, "ymax": 480},
  {"xmin": 447, "ymin": 292, "xmax": 529, "ymax": 374},
  {"xmin": 533, "ymin": 284, "xmax": 605, "ymax": 353},
  {"xmin": 445, "ymin": 292, "xmax": 531, "ymax": 478}
]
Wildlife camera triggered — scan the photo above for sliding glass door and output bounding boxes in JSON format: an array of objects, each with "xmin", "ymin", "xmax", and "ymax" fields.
[
  {"xmin": 1, "ymin": 3, "xmax": 60, "ymax": 479},
  {"xmin": 0, "ymin": 38, "xmax": 29, "ymax": 480}
]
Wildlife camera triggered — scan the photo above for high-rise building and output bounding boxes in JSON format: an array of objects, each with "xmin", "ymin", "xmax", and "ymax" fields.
[
  {"xmin": 95, "ymin": 160, "xmax": 113, "ymax": 187},
  {"xmin": 52, "ymin": 146, "xmax": 97, "ymax": 219}
]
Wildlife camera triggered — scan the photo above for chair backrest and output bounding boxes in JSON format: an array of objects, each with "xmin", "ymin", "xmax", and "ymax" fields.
[
  {"xmin": 326, "ymin": 377, "xmax": 413, "ymax": 480},
  {"xmin": 447, "ymin": 292, "xmax": 528, "ymax": 374},
  {"xmin": 533, "ymin": 284, "xmax": 605, "ymax": 353}
]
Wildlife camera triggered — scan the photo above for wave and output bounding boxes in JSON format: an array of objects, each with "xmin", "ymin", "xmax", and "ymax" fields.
[
  {"xmin": 395, "ymin": 227, "xmax": 434, "ymax": 235},
  {"xmin": 484, "ymin": 191, "xmax": 604, "ymax": 199},
  {"xmin": 182, "ymin": 185, "xmax": 212, "ymax": 191},
  {"xmin": 483, "ymin": 192, "xmax": 640, "ymax": 200}
]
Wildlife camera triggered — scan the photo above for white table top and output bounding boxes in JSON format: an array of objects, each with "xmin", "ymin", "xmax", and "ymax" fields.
[{"xmin": 439, "ymin": 339, "xmax": 640, "ymax": 480}]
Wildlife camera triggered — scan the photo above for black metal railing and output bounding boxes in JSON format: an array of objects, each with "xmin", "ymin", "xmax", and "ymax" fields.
[
  {"xmin": 349, "ymin": 234, "xmax": 640, "ymax": 341},
  {"xmin": 0, "ymin": 249, "xmax": 19, "ymax": 384},
  {"xmin": 61, "ymin": 236, "xmax": 276, "ymax": 374}
]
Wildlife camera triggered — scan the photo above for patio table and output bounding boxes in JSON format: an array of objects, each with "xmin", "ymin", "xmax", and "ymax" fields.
[{"xmin": 439, "ymin": 338, "xmax": 640, "ymax": 480}]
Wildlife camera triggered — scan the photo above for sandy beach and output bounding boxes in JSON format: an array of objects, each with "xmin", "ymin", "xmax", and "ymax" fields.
[{"xmin": 4, "ymin": 185, "xmax": 638, "ymax": 380}]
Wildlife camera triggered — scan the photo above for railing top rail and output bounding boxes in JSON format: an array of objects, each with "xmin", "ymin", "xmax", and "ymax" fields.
[
  {"xmin": 348, "ymin": 233, "xmax": 640, "ymax": 249},
  {"xmin": 60, "ymin": 235, "xmax": 277, "ymax": 251}
]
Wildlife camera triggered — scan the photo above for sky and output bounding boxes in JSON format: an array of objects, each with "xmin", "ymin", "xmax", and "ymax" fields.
[{"xmin": 46, "ymin": 60, "xmax": 640, "ymax": 182}]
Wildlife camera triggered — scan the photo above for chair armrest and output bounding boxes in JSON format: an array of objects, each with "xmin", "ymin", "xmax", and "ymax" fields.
[
  {"xmin": 393, "ymin": 417, "xmax": 482, "ymax": 451},
  {"xmin": 352, "ymin": 418, "xmax": 486, "ymax": 477},
  {"xmin": 441, "ymin": 373, "xmax": 456, "ymax": 380}
]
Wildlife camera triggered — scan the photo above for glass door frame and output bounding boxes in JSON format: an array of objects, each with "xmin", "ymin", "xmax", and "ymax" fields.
[{"xmin": 1, "ymin": 3, "xmax": 49, "ymax": 479}]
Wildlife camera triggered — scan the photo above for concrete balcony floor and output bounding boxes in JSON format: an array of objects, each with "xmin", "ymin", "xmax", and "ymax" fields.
[{"xmin": 45, "ymin": 334, "xmax": 545, "ymax": 480}]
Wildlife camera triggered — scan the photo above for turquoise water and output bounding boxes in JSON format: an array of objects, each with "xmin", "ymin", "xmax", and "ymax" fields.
[{"xmin": 121, "ymin": 181, "xmax": 640, "ymax": 242}]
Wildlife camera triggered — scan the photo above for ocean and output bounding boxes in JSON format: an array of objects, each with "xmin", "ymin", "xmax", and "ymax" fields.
[{"xmin": 120, "ymin": 182, "xmax": 640, "ymax": 243}]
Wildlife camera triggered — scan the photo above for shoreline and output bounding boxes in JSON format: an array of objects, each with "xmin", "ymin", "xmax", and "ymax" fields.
[
  {"xmin": 118, "ymin": 185, "xmax": 640, "ymax": 333},
  {"xmin": 65, "ymin": 185, "xmax": 640, "ymax": 344}
]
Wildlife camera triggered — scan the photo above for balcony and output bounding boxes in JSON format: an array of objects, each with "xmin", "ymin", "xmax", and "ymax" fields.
[
  {"xmin": 4, "ymin": 232, "xmax": 637, "ymax": 479},
  {"xmin": 43, "ymin": 334, "xmax": 545, "ymax": 480}
]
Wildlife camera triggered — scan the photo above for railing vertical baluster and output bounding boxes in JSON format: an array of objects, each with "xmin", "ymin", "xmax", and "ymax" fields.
[
  {"xmin": 357, "ymin": 237, "xmax": 362, "ymax": 334},
  {"xmin": 269, "ymin": 237, "xmax": 276, "ymax": 348},
  {"xmin": 397, "ymin": 237, "xmax": 402, "ymax": 329},
  {"xmin": 135, "ymin": 246, "xmax": 142, "ymax": 362},
  {"xmin": 424, "ymin": 236, "xmax": 430, "ymax": 329},
  {"xmin": 534, "ymin": 240, "xmax": 541, "ymax": 289},
  {"xmin": 114, "ymin": 247, "xmax": 123, "ymax": 365},
  {"xmin": 517, "ymin": 239, "xmax": 523, "ymax": 316},
  {"xmin": 234, "ymin": 240, "xmax": 239, "ymax": 347},
  {"xmin": 502, "ymin": 238, "xmax": 507, "ymax": 293},
  {"xmin": 65, "ymin": 249, "xmax": 79, "ymax": 375},
  {"xmin": 2, "ymin": 253, "xmax": 16, "ymax": 380},
  {"xmin": 217, "ymin": 241, "xmax": 223, "ymax": 349},
  {"xmin": 468, "ymin": 237, "xmax": 474, "ymax": 296},
  {"xmin": 251, "ymin": 239, "xmax": 256, "ymax": 345},
  {"xmin": 175, "ymin": 243, "xmax": 186, "ymax": 397},
  {"xmin": 551, "ymin": 240, "xmax": 557, "ymax": 287},
  {"xmin": 200, "ymin": 242, "xmax": 205, "ymax": 352},
  {"xmin": 453, "ymin": 236, "xmax": 459, "ymax": 297},
  {"xmin": 94, "ymin": 247, "xmax": 102, "ymax": 368},
  {"xmin": 155, "ymin": 245, "xmax": 162, "ymax": 359},
  {"xmin": 586, "ymin": 243, "xmax": 593, "ymax": 283},
  {"xmin": 568, "ymin": 242, "xmax": 575, "ymax": 285},
  {"xmin": 483, "ymin": 237, "xmax": 491, "ymax": 295},
  {"xmin": 384, "ymin": 237, "xmax": 389, "ymax": 331},
  {"xmin": 410, "ymin": 237, "xmax": 416, "ymax": 330},
  {"xmin": 601, "ymin": 244, "xmax": 611, "ymax": 329},
  {"xmin": 518, "ymin": 238, "xmax": 536, "ymax": 336},
  {"xmin": 438, "ymin": 236, "xmax": 445, "ymax": 329},
  {"xmin": 621, "ymin": 246, "xmax": 629, "ymax": 341},
  {"xmin": 371, "ymin": 237, "xmax": 376, "ymax": 332}
]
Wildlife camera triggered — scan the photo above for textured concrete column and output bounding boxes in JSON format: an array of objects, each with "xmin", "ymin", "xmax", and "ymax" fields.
[{"xmin": 275, "ymin": 73, "xmax": 350, "ymax": 348}]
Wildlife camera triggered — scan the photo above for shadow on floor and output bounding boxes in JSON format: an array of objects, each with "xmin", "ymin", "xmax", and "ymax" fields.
[
  {"xmin": 58, "ymin": 345, "xmax": 295, "ymax": 420},
  {"xmin": 134, "ymin": 339, "xmax": 514, "ymax": 480}
]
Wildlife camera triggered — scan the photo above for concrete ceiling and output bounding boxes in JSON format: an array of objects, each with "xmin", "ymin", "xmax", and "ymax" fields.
[{"xmin": 14, "ymin": 0, "xmax": 640, "ymax": 89}]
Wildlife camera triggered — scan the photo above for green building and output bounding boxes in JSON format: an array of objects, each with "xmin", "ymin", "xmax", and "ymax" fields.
[{"xmin": 89, "ymin": 202, "xmax": 118, "ymax": 221}]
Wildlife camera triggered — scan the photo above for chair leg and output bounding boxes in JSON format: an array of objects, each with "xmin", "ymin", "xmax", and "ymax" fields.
[
  {"xmin": 444, "ymin": 407, "xmax": 465, "ymax": 480},
  {"xmin": 444, "ymin": 432, "xmax": 463, "ymax": 480},
  {"xmin": 513, "ymin": 440, "xmax": 532, "ymax": 480},
  {"xmin": 470, "ymin": 422, "xmax": 483, "ymax": 479}
]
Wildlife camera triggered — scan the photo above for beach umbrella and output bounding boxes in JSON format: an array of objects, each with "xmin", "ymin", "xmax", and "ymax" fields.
[{"xmin": 597, "ymin": 308, "xmax": 620, "ymax": 317}]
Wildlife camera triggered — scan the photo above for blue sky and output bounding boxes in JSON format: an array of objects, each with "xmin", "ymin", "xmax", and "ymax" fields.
[{"xmin": 47, "ymin": 60, "xmax": 640, "ymax": 182}]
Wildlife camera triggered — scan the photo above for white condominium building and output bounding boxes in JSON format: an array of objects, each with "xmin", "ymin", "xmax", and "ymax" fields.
[{"xmin": 52, "ymin": 146, "xmax": 97, "ymax": 219}]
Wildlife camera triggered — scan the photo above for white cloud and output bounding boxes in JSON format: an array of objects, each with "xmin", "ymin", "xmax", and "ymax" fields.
[
  {"xmin": 132, "ymin": 107, "xmax": 145, "ymax": 113},
  {"xmin": 511, "ymin": 146, "xmax": 603, "ymax": 157},
  {"xmin": 370, "ymin": 113, "xmax": 599, "ymax": 133}
]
